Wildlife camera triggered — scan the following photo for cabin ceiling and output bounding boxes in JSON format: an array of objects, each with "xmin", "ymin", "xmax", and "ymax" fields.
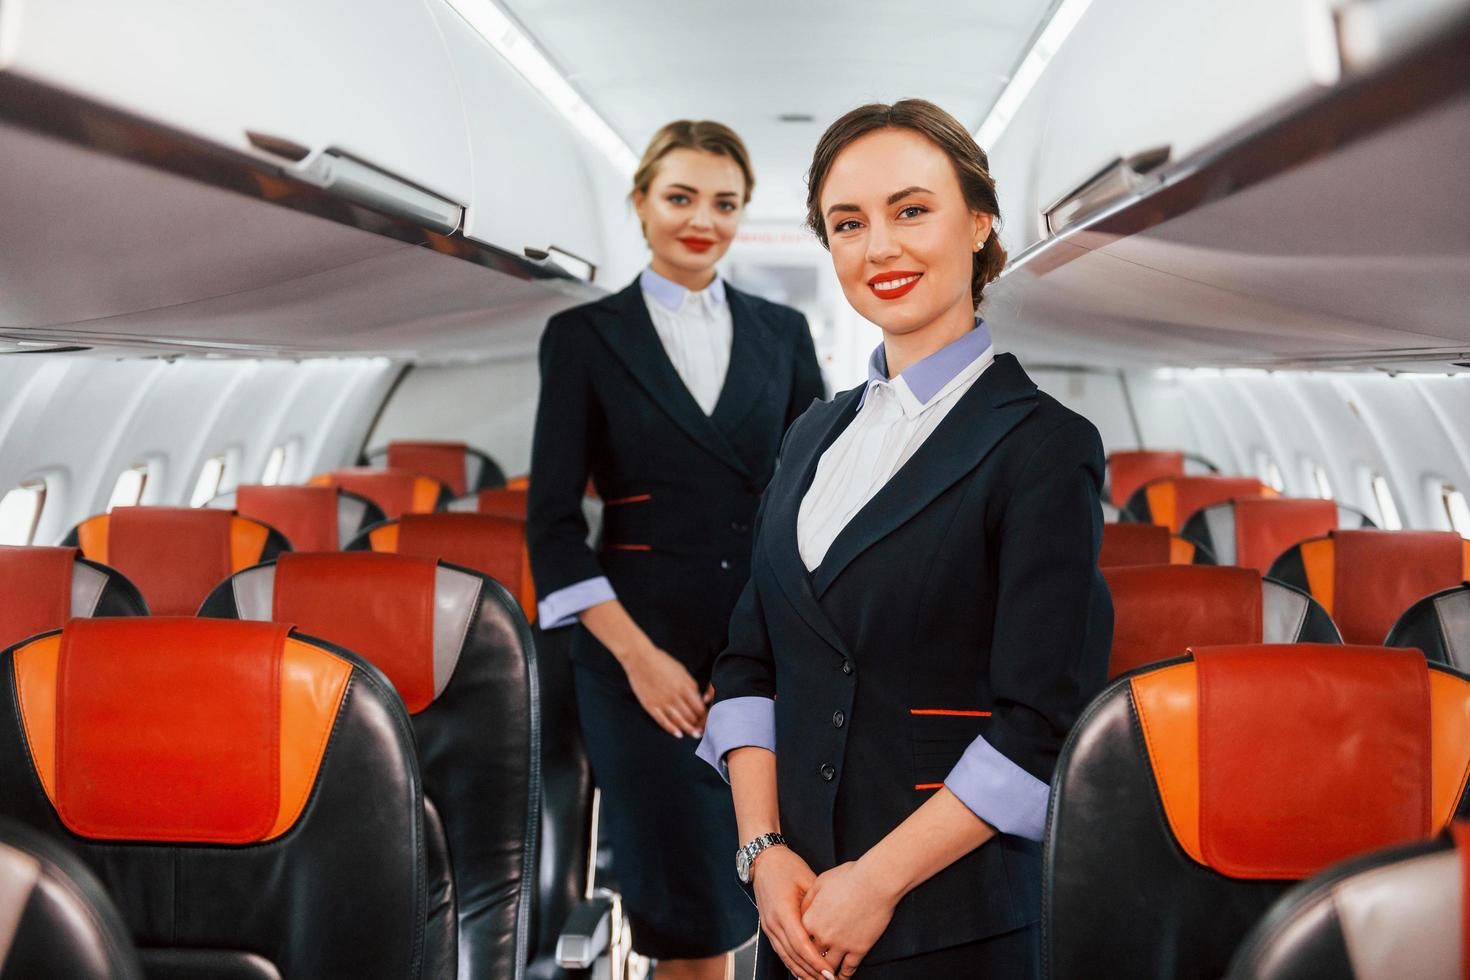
[{"xmin": 497, "ymin": 0, "xmax": 1055, "ymax": 222}]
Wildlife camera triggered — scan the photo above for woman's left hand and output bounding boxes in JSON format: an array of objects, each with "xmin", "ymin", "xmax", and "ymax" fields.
[{"xmin": 799, "ymin": 860, "xmax": 899, "ymax": 978}]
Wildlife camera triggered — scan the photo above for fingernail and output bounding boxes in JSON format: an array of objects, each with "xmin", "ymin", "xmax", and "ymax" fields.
[
  {"xmin": 674, "ymin": 732, "xmax": 683, "ymax": 739},
  {"xmin": 822, "ymin": 972, "xmax": 835, "ymax": 980},
  {"xmin": 693, "ymin": 729, "xmax": 703, "ymax": 738}
]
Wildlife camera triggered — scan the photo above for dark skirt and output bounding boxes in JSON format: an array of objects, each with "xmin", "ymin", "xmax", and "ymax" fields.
[
  {"xmin": 573, "ymin": 661, "xmax": 756, "ymax": 960},
  {"xmin": 755, "ymin": 923, "xmax": 1039, "ymax": 978}
]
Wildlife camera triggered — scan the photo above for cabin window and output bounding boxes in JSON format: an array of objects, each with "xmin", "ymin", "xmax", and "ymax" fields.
[
  {"xmin": 107, "ymin": 465, "xmax": 149, "ymax": 510},
  {"xmin": 1307, "ymin": 461, "xmax": 1333, "ymax": 500},
  {"xmin": 189, "ymin": 456, "xmax": 228, "ymax": 507},
  {"xmin": 0, "ymin": 481, "xmax": 47, "ymax": 546},
  {"xmin": 260, "ymin": 440, "xmax": 299, "ymax": 486},
  {"xmin": 1442, "ymin": 484, "xmax": 1470, "ymax": 538},
  {"xmin": 1257, "ymin": 455, "xmax": 1285, "ymax": 493},
  {"xmin": 1370, "ymin": 473, "xmax": 1403, "ymax": 530}
]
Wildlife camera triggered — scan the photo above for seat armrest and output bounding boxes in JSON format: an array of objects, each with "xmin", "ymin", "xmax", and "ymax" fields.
[{"xmin": 555, "ymin": 892, "xmax": 616, "ymax": 969}]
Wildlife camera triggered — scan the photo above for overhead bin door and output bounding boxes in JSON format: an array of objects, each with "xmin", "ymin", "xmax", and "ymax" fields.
[{"xmin": 0, "ymin": 0, "xmax": 473, "ymax": 208}]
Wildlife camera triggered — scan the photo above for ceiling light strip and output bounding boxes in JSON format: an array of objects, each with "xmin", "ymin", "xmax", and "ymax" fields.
[
  {"xmin": 444, "ymin": 0, "xmax": 638, "ymax": 177},
  {"xmin": 975, "ymin": 0, "xmax": 1096, "ymax": 149}
]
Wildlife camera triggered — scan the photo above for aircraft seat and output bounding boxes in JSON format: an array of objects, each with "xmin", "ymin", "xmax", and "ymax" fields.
[
  {"xmin": 363, "ymin": 441, "xmax": 507, "ymax": 497},
  {"xmin": 308, "ymin": 467, "xmax": 452, "ymax": 519},
  {"xmin": 1105, "ymin": 449, "xmax": 1219, "ymax": 509},
  {"xmin": 0, "ymin": 817, "xmax": 143, "ymax": 979},
  {"xmin": 0, "ymin": 617, "xmax": 453, "ymax": 978},
  {"xmin": 1387, "ymin": 583, "xmax": 1470, "ymax": 670},
  {"xmin": 211, "ymin": 484, "xmax": 385, "ymax": 551},
  {"xmin": 1123, "ymin": 475, "xmax": 1278, "ymax": 532},
  {"xmin": 1101, "ymin": 501, "xmax": 1122, "ymax": 523},
  {"xmin": 1225, "ymin": 825, "xmax": 1470, "ymax": 980},
  {"xmin": 348, "ymin": 512, "xmax": 536, "ymax": 623},
  {"xmin": 61, "ymin": 507, "xmax": 288, "ymax": 616},
  {"xmin": 0, "ymin": 545, "xmax": 147, "ymax": 649},
  {"xmin": 201, "ymin": 552, "xmax": 541, "ymax": 980},
  {"xmin": 1099, "ymin": 523, "xmax": 1216, "ymax": 568},
  {"xmin": 448, "ymin": 487, "xmax": 529, "ymax": 520},
  {"xmin": 1103, "ymin": 565, "xmax": 1338, "ymax": 678},
  {"xmin": 1180, "ymin": 498, "xmax": 1375, "ymax": 573},
  {"xmin": 1268, "ymin": 530, "xmax": 1470, "ymax": 645},
  {"xmin": 1045, "ymin": 644, "xmax": 1470, "ymax": 980}
]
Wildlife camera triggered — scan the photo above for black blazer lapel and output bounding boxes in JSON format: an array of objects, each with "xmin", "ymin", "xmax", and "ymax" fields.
[
  {"xmin": 592, "ymin": 279, "xmax": 753, "ymax": 479},
  {"xmin": 762, "ymin": 388, "xmax": 864, "ymax": 659},
  {"xmin": 709, "ymin": 286, "xmax": 776, "ymax": 436},
  {"xmin": 810, "ymin": 354, "xmax": 1040, "ymax": 598}
]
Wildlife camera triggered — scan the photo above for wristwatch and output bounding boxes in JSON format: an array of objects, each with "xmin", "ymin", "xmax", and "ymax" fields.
[{"xmin": 736, "ymin": 832, "xmax": 787, "ymax": 884}]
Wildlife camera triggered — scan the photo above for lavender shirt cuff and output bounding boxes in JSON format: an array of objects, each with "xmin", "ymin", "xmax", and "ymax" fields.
[
  {"xmin": 943, "ymin": 736, "xmax": 1051, "ymax": 842},
  {"xmin": 537, "ymin": 576, "xmax": 617, "ymax": 629},
  {"xmin": 695, "ymin": 696, "xmax": 776, "ymax": 781}
]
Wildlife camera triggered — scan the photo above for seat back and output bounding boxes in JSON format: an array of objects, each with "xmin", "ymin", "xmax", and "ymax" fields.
[
  {"xmin": 1268, "ymin": 530, "xmax": 1470, "ymax": 644},
  {"xmin": 1107, "ymin": 450, "xmax": 1185, "ymax": 508},
  {"xmin": 349, "ymin": 513, "xmax": 536, "ymax": 623},
  {"xmin": 202, "ymin": 552, "xmax": 540, "ymax": 980},
  {"xmin": 0, "ymin": 817, "xmax": 142, "ymax": 979},
  {"xmin": 1045, "ymin": 644, "xmax": 1470, "ymax": 980},
  {"xmin": 1387, "ymin": 583, "xmax": 1470, "ymax": 670},
  {"xmin": 0, "ymin": 546, "xmax": 147, "ymax": 648},
  {"xmin": 62, "ymin": 508, "xmax": 288, "ymax": 615},
  {"xmin": 1099, "ymin": 524, "xmax": 1214, "ymax": 568},
  {"xmin": 308, "ymin": 468, "xmax": 452, "ymax": 519},
  {"xmin": 1124, "ymin": 476, "xmax": 1276, "ymax": 532},
  {"xmin": 1103, "ymin": 565, "xmax": 1339, "ymax": 678},
  {"xmin": 1180, "ymin": 498, "xmax": 1374, "ymax": 573},
  {"xmin": 0, "ymin": 617, "xmax": 446, "ymax": 978},
  {"xmin": 212, "ymin": 485, "xmax": 385, "ymax": 551},
  {"xmin": 363, "ymin": 441, "xmax": 507, "ymax": 497},
  {"xmin": 1226, "ymin": 825, "xmax": 1470, "ymax": 980},
  {"xmin": 448, "ymin": 487, "xmax": 529, "ymax": 520}
]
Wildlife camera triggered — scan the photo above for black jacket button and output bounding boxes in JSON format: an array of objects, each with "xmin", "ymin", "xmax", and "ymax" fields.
[
  {"xmin": 841, "ymin": 661, "xmax": 853, "ymax": 675},
  {"xmin": 719, "ymin": 559, "xmax": 732, "ymax": 571},
  {"xmin": 832, "ymin": 711, "xmax": 845, "ymax": 728},
  {"xmin": 819, "ymin": 764, "xmax": 835, "ymax": 781}
]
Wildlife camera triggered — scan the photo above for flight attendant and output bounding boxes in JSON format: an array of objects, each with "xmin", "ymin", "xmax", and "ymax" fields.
[
  {"xmin": 697, "ymin": 100, "xmax": 1112, "ymax": 979},
  {"xmin": 528, "ymin": 120, "xmax": 825, "ymax": 979}
]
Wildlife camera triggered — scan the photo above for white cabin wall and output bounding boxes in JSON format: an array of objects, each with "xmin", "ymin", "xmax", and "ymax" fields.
[{"xmin": 0, "ymin": 355, "xmax": 397, "ymax": 544}]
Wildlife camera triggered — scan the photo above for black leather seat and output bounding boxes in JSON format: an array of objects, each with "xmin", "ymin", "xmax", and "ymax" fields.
[
  {"xmin": 0, "ymin": 545, "xmax": 146, "ymax": 649},
  {"xmin": 362, "ymin": 441, "xmax": 507, "ymax": 497},
  {"xmin": 0, "ymin": 617, "xmax": 453, "ymax": 978},
  {"xmin": 1179, "ymin": 498, "xmax": 1374, "ymax": 573},
  {"xmin": 1045, "ymin": 643, "xmax": 1470, "ymax": 979},
  {"xmin": 61, "ymin": 507, "xmax": 289, "ymax": 616},
  {"xmin": 1122, "ymin": 475, "xmax": 1275, "ymax": 532},
  {"xmin": 0, "ymin": 817, "xmax": 142, "ymax": 978},
  {"xmin": 1387, "ymin": 583, "xmax": 1470, "ymax": 669},
  {"xmin": 202, "ymin": 552, "xmax": 539, "ymax": 979},
  {"xmin": 210, "ymin": 484, "xmax": 385, "ymax": 551},
  {"xmin": 1227, "ymin": 825, "xmax": 1470, "ymax": 979}
]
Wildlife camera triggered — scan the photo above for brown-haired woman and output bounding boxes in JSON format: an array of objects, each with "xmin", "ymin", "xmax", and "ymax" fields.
[
  {"xmin": 528, "ymin": 119, "xmax": 825, "ymax": 978},
  {"xmin": 697, "ymin": 100, "xmax": 1112, "ymax": 978}
]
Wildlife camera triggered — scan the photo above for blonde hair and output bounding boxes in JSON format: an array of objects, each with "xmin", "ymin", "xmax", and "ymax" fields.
[
  {"xmin": 631, "ymin": 120, "xmax": 756, "ymax": 205},
  {"xmin": 805, "ymin": 99, "xmax": 1008, "ymax": 309}
]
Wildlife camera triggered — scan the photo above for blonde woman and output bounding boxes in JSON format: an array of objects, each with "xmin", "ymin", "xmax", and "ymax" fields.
[{"xmin": 528, "ymin": 120, "xmax": 825, "ymax": 978}]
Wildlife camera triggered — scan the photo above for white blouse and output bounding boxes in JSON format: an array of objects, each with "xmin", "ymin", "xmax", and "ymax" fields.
[
  {"xmin": 640, "ymin": 266, "xmax": 732, "ymax": 416},
  {"xmin": 797, "ymin": 323, "xmax": 995, "ymax": 571}
]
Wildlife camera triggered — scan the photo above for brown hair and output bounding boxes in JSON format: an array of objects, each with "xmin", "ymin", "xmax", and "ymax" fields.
[
  {"xmin": 631, "ymin": 120, "xmax": 756, "ymax": 205},
  {"xmin": 805, "ymin": 99, "xmax": 1008, "ymax": 309}
]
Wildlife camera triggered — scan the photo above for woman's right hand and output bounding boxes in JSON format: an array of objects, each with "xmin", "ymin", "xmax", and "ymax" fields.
[
  {"xmin": 623, "ymin": 644, "xmax": 707, "ymax": 738},
  {"xmin": 753, "ymin": 846, "xmax": 834, "ymax": 980}
]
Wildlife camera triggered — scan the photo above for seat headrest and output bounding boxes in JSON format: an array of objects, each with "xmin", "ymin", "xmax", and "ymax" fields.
[
  {"xmin": 309, "ymin": 468, "xmax": 446, "ymax": 519},
  {"xmin": 67, "ymin": 508, "xmax": 282, "ymax": 616},
  {"xmin": 1230, "ymin": 497, "xmax": 1342, "ymax": 573},
  {"xmin": 1130, "ymin": 645, "xmax": 1468, "ymax": 880},
  {"xmin": 1104, "ymin": 566, "xmax": 1264, "ymax": 677},
  {"xmin": 447, "ymin": 487, "xmax": 528, "ymax": 520},
  {"xmin": 360, "ymin": 513, "xmax": 535, "ymax": 622},
  {"xmin": 1098, "ymin": 523, "xmax": 1203, "ymax": 567},
  {"xmin": 11, "ymin": 618, "xmax": 350, "ymax": 845},
  {"xmin": 235, "ymin": 485, "xmax": 341, "ymax": 552},
  {"xmin": 1130, "ymin": 476, "xmax": 1274, "ymax": 532},
  {"xmin": 1107, "ymin": 450, "xmax": 1185, "ymax": 508},
  {"xmin": 0, "ymin": 547, "xmax": 76, "ymax": 649},
  {"xmin": 386, "ymin": 441, "xmax": 470, "ymax": 496}
]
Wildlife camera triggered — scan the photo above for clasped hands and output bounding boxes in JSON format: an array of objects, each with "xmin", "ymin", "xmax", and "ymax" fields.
[{"xmin": 753, "ymin": 847, "xmax": 899, "ymax": 980}]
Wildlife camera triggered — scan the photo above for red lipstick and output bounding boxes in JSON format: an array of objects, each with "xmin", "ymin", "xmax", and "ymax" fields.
[
  {"xmin": 678, "ymin": 237, "xmax": 716, "ymax": 253},
  {"xmin": 867, "ymin": 270, "xmax": 923, "ymax": 300}
]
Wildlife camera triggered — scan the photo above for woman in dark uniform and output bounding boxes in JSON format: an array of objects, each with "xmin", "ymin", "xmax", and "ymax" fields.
[
  {"xmin": 527, "ymin": 119, "xmax": 825, "ymax": 979},
  {"xmin": 696, "ymin": 100, "xmax": 1113, "ymax": 979}
]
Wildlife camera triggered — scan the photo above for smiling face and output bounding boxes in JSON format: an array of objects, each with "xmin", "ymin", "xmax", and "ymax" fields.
[
  {"xmin": 819, "ymin": 128, "xmax": 992, "ymax": 337},
  {"xmin": 633, "ymin": 148, "xmax": 747, "ymax": 286}
]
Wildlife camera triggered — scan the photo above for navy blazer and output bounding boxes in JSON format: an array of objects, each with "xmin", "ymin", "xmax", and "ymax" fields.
[
  {"xmin": 708, "ymin": 353, "xmax": 1113, "ymax": 964},
  {"xmin": 527, "ymin": 276, "xmax": 825, "ymax": 682}
]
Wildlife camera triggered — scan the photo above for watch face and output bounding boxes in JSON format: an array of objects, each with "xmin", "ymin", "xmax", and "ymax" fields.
[{"xmin": 736, "ymin": 848, "xmax": 751, "ymax": 883}]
